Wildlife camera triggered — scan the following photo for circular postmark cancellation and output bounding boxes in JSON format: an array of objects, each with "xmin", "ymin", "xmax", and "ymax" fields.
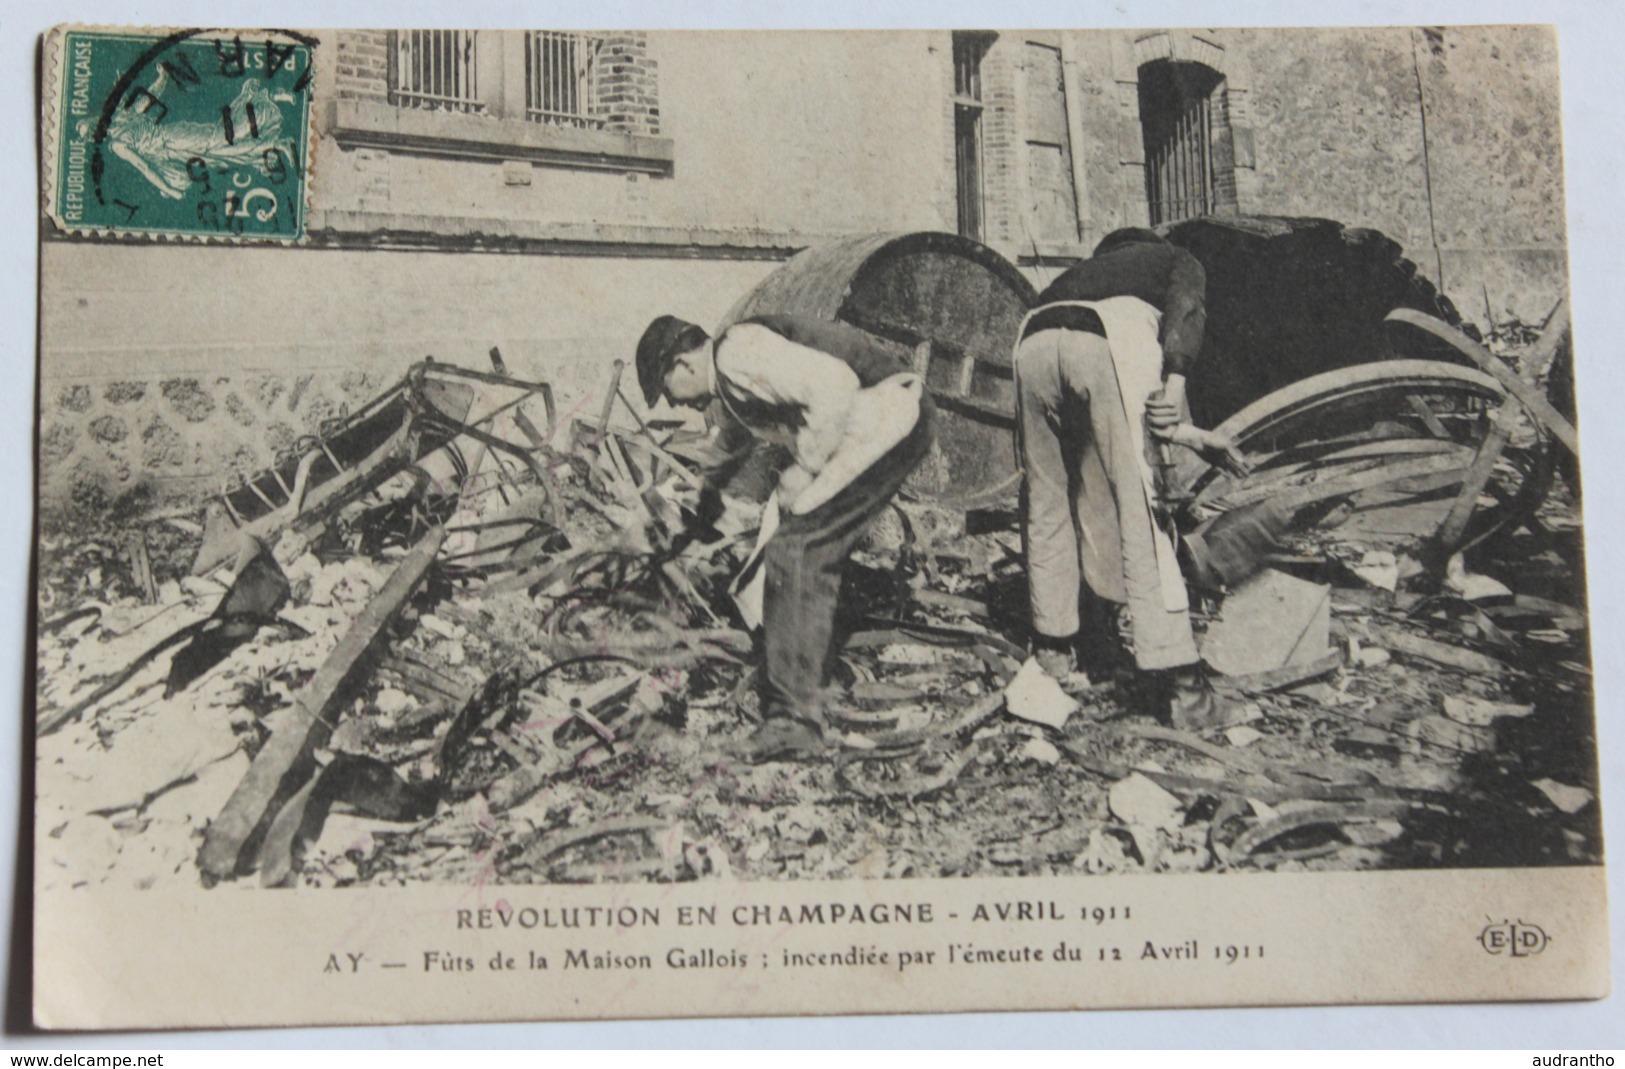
[{"xmin": 46, "ymin": 27, "xmax": 317, "ymax": 242}]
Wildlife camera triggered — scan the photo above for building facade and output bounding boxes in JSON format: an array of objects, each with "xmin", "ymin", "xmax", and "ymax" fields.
[{"xmin": 39, "ymin": 26, "xmax": 1567, "ymax": 508}]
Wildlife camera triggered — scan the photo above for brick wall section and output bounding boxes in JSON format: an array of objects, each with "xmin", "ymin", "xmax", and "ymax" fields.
[
  {"xmin": 334, "ymin": 30, "xmax": 391, "ymax": 104},
  {"xmin": 597, "ymin": 34, "xmax": 660, "ymax": 136},
  {"xmin": 979, "ymin": 37, "xmax": 1021, "ymax": 247},
  {"xmin": 1209, "ymin": 83, "xmax": 1239, "ymax": 214},
  {"xmin": 328, "ymin": 29, "xmax": 659, "ymax": 135}
]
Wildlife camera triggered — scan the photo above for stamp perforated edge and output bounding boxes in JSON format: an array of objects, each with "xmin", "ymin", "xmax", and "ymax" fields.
[{"xmin": 39, "ymin": 24, "xmax": 320, "ymax": 245}]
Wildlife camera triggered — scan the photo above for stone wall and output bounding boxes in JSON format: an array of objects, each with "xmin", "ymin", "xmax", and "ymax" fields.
[
  {"xmin": 1229, "ymin": 24, "xmax": 1567, "ymax": 324},
  {"xmin": 37, "ymin": 241, "xmax": 780, "ymax": 513},
  {"xmin": 39, "ymin": 369, "xmax": 387, "ymax": 515}
]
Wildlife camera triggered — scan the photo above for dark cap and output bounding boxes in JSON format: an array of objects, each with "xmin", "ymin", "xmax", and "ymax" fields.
[
  {"xmin": 635, "ymin": 315, "xmax": 709, "ymax": 406},
  {"xmin": 1092, "ymin": 227, "xmax": 1168, "ymax": 257}
]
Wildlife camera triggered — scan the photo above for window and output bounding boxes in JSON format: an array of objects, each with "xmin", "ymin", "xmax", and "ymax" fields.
[
  {"xmin": 1023, "ymin": 42, "xmax": 1080, "ymax": 242},
  {"xmin": 953, "ymin": 32, "xmax": 994, "ymax": 241},
  {"xmin": 332, "ymin": 30, "xmax": 671, "ymax": 176},
  {"xmin": 1138, "ymin": 59, "xmax": 1229, "ymax": 225},
  {"xmin": 390, "ymin": 30, "xmax": 606, "ymax": 128},
  {"xmin": 393, "ymin": 30, "xmax": 483, "ymax": 114},
  {"xmin": 525, "ymin": 31, "xmax": 600, "ymax": 128}
]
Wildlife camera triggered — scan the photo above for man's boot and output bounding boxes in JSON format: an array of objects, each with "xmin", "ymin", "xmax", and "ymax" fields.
[
  {"xmin": 1167, "ymin": 662, "xmax": 1227, "ymax": 732},
  {"xmin": 1034, "ymin": 645, "xmax": 1076, "ymax": 681},
  {"xmin": 734, "ymin": 715, "xmax": 827, "ymax": 763}
]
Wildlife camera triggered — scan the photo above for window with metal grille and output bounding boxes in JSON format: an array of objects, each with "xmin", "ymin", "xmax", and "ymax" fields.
[
  {"xmin": 953, "ymin": 32, "xmax": 994, "ymax": 242},
  {"xmin": 390, "ymin": 31, "xmax": 606, "ymax": 128},
  {"xmin": 392, "ymin": 30, "xmax": 484, "ymax": 113},
  {"xmin": 1138, "ymin": 60, "xmax": 1227, "ymax": 225},
  {"xmin": 525, "ymin": 31, "xmax": 604, "ymax": 128}
]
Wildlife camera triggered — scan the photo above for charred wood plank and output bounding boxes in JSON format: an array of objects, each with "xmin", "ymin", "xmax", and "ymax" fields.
[
  {"xmin": 1210, "ymin": 649, "xmax": 1344, "ymax": 695},
  {"xmin": 486, "ymin": 672, "xmax": 647, "ymax": 813},
  {"xmin": 489, "ymin": 346, "xmax": 554, "ymax": 447},
  {"xmin": 1435, "ymin": 402, "xmax": 1520, "ymax": 550},
  {"xmin": 1358, "ymin": 621, "xmax": 1510, "ymax": 676},
  {"xmin": 517, "ymin": 816, "xmax": 665, "ymax": 871},
  {"xmin": 192, "ymin": 415, "xmax": 414, "ymax": 575},
  {"xmin": 198, "ymin": 526, "xmax": 446, "ymax": 882},
  {"xmin": 1386, "ymin": 308, "xmax": 1578, "ymax": 454}
]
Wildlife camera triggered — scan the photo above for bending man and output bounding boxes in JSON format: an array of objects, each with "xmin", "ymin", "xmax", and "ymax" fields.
[
  {"xmin": 636, "ymin": 313, "xmax": 936, "ymax": 761},
  {"xmin": 1015, "ymin": 228, "xmax": 1240, "ymax": 726}
]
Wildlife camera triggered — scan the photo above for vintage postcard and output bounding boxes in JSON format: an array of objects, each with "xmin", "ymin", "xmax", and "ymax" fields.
[{"xmin": 32, "ymin": 24, "xmax": 1607, "ymax": 1030}]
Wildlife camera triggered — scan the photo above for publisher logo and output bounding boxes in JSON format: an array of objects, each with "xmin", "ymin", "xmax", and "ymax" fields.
[{"xmin": 1479, "ymin": 918, "xmax": 1549, "ymax": 957}]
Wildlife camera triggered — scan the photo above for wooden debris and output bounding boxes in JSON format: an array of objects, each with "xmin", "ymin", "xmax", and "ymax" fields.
[
  {"xmin": 1442, "ymin": 695, "xmax": 1535, "ymax": 727},
  {"xmin": 198, "ymin": 526, "xmax": 446, "ymax": 882},
  {"xmin": 488, "ymin": 346, "xmax": 555, "ymax": 448},
  {"xmin": 912, "ymin": 588, "xmax": 990, "ymax": 618},
  {"xmin": 586, "ymin": 359, "xmax": 626, "ymax": 454},
  {"xmin": 518, "ymin": 815, "xmax": 666, "ymax": 871},
  {"xmin": 1386, "ymin": 308, "xmax": 1578, "ymax": 454},
  {"xmin": 1228, "ymin": 800, "xmax": 1425, "ymax": 867},
  {"xmin": 1435, "ymin": 402, "xmax": 1519, "ymax": 551},
  {"xmin": 838, "ymin": 745, "xmax": 974, "ymax": 802},
  {"xmin": 33, "ymin": 310, "xmax": 1595, "ymax": 889},
  {"xmin": 863, "ymin": 692, "xmax": 1004, "ymax": 751},
  {"xmin": 125, "ymin": 529, "xmax": 157, "ymax": 604},
  {"xmin": 194, "ymin": 416, "xmax": 415, "ymax": 576},
  {"xmin": 1114, "ymin": 722, "xmax": 1271, "ymax": 776},
  {"xmin": 1360, "ymin": 622, "xmax": 1510, "ymax": 676},
  {"xmin": 487, "ymin": 672, "xmax": 649, "ymax": 813},
  {"xmin": 1207, "ymin": 649, "xmax": 1343, "ymax": 698}
]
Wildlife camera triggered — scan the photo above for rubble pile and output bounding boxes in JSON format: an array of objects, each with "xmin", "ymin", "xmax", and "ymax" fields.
[{"xmin": 35, "ymin": 311, "xmax": 1601, "ymax": 890}]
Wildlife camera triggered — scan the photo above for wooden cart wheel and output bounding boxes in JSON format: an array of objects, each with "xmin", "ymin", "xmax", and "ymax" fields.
[{"xmin": 1177, "ymin": 359, "xmax": 1552, "ymax": 550}]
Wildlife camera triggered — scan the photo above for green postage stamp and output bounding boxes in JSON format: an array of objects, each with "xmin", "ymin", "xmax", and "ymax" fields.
[{"xmin": 44, "ymin": 28, "xmax": 315, "ymax": 241}]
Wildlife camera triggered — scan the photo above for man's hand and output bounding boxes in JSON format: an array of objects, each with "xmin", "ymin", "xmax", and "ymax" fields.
[
  {"xmin": 1166, "ymin": 423, "xmax": 1252, "ymax": 478},
  {"xmin": 776, "ymin": 462, "xmax": 814, "ymax": 512},
  {"xmin": 1146, "ymin": 375, "xmax": 1188, "ymax": 439}
]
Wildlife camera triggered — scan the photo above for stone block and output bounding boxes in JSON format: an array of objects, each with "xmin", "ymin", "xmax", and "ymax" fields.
[
  {"xmin": 104, "ymin": 381, "xmax": 146, "ymax": 405},
  {"xmin": 59, "ymin": 384, "xmax": 93, "ymax": 413},
  {"xmin": 160, "ymin": 378, "xmax": 216, "ymax": 423},
  {"xmin": 88, "ymin": 415, "xmax": 128, "ymax": 444}
]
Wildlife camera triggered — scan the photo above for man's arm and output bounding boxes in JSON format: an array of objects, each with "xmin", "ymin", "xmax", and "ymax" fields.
[
  {"xmin": 713, "ymin": 323, "xmax": 862, "ymax": 510},
  {"xmin": 111, "ymin": 141, "xmax": 184, "ymax": 199}
]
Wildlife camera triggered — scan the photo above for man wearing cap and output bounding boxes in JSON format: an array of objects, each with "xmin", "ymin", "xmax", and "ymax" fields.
[
  {"xmin": 1015, "ymin": 227, "xmax": 1243, "ymax": 727},
  {"xmin": 635, "ymin": 313, "xmax": 936, "ymax": 761}
]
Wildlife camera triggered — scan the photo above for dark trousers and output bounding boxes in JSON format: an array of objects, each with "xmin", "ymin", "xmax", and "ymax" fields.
[{"xmin": 759, "ymin": 403, "xmax": 936, "ymax": 722}]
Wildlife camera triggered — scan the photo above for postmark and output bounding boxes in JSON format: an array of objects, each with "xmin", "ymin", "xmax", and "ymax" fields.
[{"xmin": 44, "ymin": 28, "xmax": 316, "ymax": 241}]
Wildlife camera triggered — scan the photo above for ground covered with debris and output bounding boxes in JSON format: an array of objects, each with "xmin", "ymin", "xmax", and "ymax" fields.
[{"xmin": 34, "ymin": 315, "xmax": 1602, "ymax": 891}]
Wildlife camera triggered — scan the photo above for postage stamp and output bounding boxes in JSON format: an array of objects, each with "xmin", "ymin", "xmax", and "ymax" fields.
[{"xmin": 44, "ymin": 28, "xmax": 315, "ymax": 241}]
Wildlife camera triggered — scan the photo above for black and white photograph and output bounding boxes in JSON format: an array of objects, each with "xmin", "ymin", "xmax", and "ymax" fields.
[{"xmin": 23, "ymin": 15, "xmax": 1613, "ymax": 1032}]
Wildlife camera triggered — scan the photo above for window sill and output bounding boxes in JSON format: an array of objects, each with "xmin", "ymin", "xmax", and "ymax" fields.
[{"xmin": 326, "ymin": 99, "xmax": 673, "ymax": 176}]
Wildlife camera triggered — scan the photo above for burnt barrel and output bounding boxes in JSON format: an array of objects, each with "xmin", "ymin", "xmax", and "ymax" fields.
[{"xmin": 719, "ymin": 231, "xmax": 1037, "ymax": 505}]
